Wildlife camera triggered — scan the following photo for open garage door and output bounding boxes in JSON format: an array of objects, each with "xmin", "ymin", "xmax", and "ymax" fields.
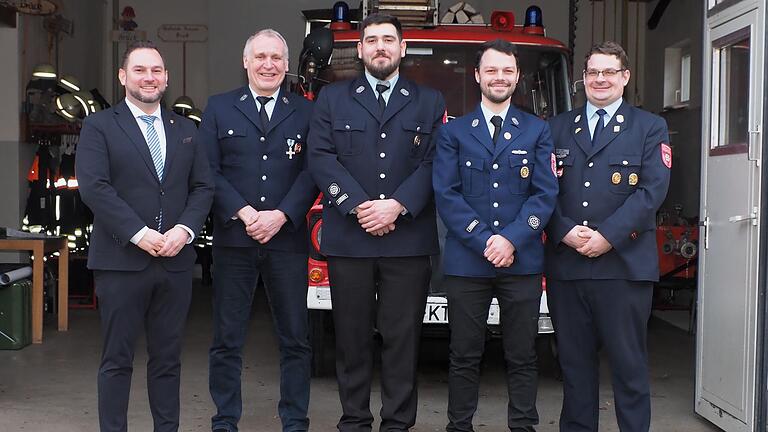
[{"xmin": 697, "ymin": 3, "xmax": 764, "ymax": 431}]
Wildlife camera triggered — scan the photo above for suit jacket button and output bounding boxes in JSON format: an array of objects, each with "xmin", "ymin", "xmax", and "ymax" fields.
[{"xmin": 260, "ymin": 137, "xmax": 266, "ymax": 142}]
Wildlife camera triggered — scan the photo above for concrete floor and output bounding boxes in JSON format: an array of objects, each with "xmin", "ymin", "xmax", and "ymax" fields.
[{"xmin": 0, "ymin": 279, "xmax": 720, "ymax": 431}]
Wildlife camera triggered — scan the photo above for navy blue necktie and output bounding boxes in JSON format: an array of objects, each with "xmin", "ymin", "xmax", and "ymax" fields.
[
  {"xmin": 592, "ymin": 109, "xmax": 607, "ymax": 144},
  {"xmin": 376, "ymin": 82, "xmax": 390, "ymax": 114}
]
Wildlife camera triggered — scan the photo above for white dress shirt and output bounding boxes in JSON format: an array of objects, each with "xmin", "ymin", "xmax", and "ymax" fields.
[
  {"xmin": 479, "ymin": 102, "xmax": 511, "ymax": 139},
  {"xmin": 124, "ymin": 99, "xmax": 194, "ymax": 245}
]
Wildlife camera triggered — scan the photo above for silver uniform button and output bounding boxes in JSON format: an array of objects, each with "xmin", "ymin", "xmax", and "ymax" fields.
[
  {"xmin": 493, "ymin": 202, "xmax": 499, "ymax": 208},
  {"xmin": 260, "ymin": 137, "xmax": 265, "ymax": 142},
  {"xmin": 493, "ymin": 220, "xmax": 500, "ymax": 227},
  {"xmin": 416, "ymin": 126, "xmax": 421, "ymax": 131},
  {"xmin": 380, "ymin": 152, "xmax": 386, "ymax": 158},
  {"xmin": 588, "ymin": 162, "xmax": 594, "ymax": 167},
  {"xmin": 493, "ymin": 182, "xmax": 499, "ymax": 188},
  {"xmin": 582, "ymin": 201, "xmax": 589, "ymax": 207},
  {"xmin": 345, "ymin": 124, "xmax": 350, "ymax": 130},
  {"xmin": 583, "ymin": 220, "xmax": 589, "ymax": 226},
  {"xmin": 379, "ymin": 194, "xmax": 385, "ymax": 199},
  {"xmin": 227, "ymin": 129, "xmax": 234, "ymax": 135},
  {"xmin": 262, "ymin": 155, "xmax": 268, "ymax": 160},
  {"xmin": 380, "ymin": 132, "xmax": 386, "ymax": 139},
  {"xmin": 262, "ymin": 175, "xmax": 267, "ymax": 181},
  {"xmin": 622, "ymin": 160, "xmax": 628, "ymax": 165},
  {"xmin": 260, "ymin": 196, "xmax": 266, "ymax": 202},
  {"xmin": 522, "ymin": 159, "xmax": 528, "ymax": 164},
  {"xmin": 584, "ymin": 181, "xmax": 591, "ymax": 187},
  {"xmin": 466, "ymin": 161, "xmax": 472, "ymax": 167},
  {"xmin": 492, "ymin": 163, "xmax": 499, "ymax": 170},
  {"xmin": 379, "ymin": 173, "xmax": 386, "ymax": 179}
]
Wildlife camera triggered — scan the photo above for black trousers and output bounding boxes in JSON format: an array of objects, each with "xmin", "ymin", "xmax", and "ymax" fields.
[
  {"xmin": 444, "ymin": 274, "xmax": 541, "ymax": 432},
  {"xmin": 95, "ymin": 262, "xmax": 193, "ymax": 432},
  {"xmin": 327, "ymin": 256, "xmax": 431, "ymax": 432},
  {"xmin": 547, "ymin": 279, "xmax": 653, "ymax": 432}
]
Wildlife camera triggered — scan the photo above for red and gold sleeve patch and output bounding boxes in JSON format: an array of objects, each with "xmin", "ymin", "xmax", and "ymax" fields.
[{"xmin": 661, "ymin": 143, "xmax": 672, "ymax": 169}]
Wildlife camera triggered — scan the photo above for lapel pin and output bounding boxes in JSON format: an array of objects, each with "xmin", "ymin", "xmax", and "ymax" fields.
[
  {"xmin": 574, "ymin": 115, "xmax": 581, "ymax": 123},
  {"xmin": 616, "ymin": 114, "xmax": 624, "ymax": 123},
  {"xmin": 575, "ymin": 127, "xmax": 582, "ymax": 134},
  {"xmin": 504, "ymin": 132, "xmax": 512, "ymax": 140},
  {"xmin": 356, "ymin": 85, "xmax": 365, "ymax": 94},
  {"xmin": 472, "ymin": 119, "xmax": 479, "ymax": 127},
  {"xmin": 282, "ymin": 96, "xmax": 289, "ymax": 104},
  {"xmin": 613, "ymin": 125, "xmax": 621, "ymax": 133},
  {"xmin": 400, "ymin": 88, "xmax": 409, "ymax": 96},
  {"xmin": 240, "ymin": 94, "xmax": 248, "ymax": 101},
  {"xmin": 511, "ymin": 149, "xmax": 527, "ymax": 155},
  {"xmin": 511, "ymin": 117, "xmax": 519, "ymax": 126}
]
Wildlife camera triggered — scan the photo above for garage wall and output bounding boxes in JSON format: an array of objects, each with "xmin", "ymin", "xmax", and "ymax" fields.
[
  {"xmin": 0, "ymin": 24, "xmax": 22, "ymax": 261},
  {"xmin": 643, "ymin": 0, "xmax": 704, "ymax": 219}
]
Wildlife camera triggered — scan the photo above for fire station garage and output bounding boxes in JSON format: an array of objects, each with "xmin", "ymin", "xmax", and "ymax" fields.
[{"xmin": 0, "ymin": 0, "xmax": 765, "ymax": 430}]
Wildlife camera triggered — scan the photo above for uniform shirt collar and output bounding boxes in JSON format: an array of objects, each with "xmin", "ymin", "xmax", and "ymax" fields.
[
  {"xmin": 125, "ymin": 98, "xmax": 162, "ymax": 121},
  {"xmin": 586, "ymin": 97, "xmax": 623, "ymax": 123},
  {"xmin": 479, "ymin": 102, "xmax": 511, "ymax": 136},
  {"xmin": 249, "ymin": 86, "xmax": 280, "ymax": 109},
  {"xmin": 365, "ymin": 70, "xmax": 399, "ymax": 103}
]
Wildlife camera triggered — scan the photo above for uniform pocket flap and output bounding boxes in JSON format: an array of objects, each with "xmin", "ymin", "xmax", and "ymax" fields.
[
  {"xmin": 402, "ymin": 121, "xmax": 432, "ymax": 133},
  {"xmin": 217, "ymin": 127, "xmax": 247, "ymax": 139},
  {"xmin": 609, "ymin": 155, "xmax": 642, "ymax": 166},
  {"xmin": 333, "ymin": 119, "xmax": 365, "ymax": 131},
  {"xmin": 462, "ymin": 157, "xmax": 484, "ymax": 171}
]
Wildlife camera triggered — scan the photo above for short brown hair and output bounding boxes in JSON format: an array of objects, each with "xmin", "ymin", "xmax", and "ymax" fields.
[
  {"xmin": 121, "ymin": 40, "xmax": 164, "ymax": 69},
  {"xmin": 475, "ymin": 39, "xmax": 519, "ymax": 70},
  {"xmin": 583, "ymin": 41, "xmax": 629, "ymax": 71}
]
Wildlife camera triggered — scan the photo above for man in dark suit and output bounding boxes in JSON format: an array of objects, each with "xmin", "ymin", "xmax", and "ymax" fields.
[
  {"xmin": 76, "ymin": 41, "xmax": 213, "ymax": 432},
  {"xmin": 433, "ymin": 39, "xmax": 558, "ymax": 432},
  {"xmin": 196, "ymin": 29, "xmax": 316, "ymax": 432},
  {"xmin": 545, "ymin": 41, "xmax": 671, "ymax": 432},
  {"xmin": 307, "ymin": 14, "xmax": 445, "ymax": 432}
]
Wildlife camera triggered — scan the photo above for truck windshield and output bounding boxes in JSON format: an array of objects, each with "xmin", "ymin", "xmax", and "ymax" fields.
[{"xmin": 318, "ymin": 42, "xmax": 572, "ymax": 119}]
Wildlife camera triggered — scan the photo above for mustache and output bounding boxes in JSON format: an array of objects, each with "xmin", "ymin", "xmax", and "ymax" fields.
[{"xmin": 488, "ymin": 80, "xmax": 511, "ymax": 86}]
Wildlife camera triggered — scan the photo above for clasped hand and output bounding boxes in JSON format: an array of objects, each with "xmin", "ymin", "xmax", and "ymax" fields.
[{"xmin": 356, "ymin": 199, "xmax": 403, "ymax": 236}]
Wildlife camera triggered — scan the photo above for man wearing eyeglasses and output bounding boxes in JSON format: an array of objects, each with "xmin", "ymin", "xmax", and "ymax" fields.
[{"xmin": 544, "ymin": 41, "xmax": 671, "ymax": 432}]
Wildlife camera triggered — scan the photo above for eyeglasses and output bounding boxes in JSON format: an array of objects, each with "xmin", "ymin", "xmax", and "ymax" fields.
[{"xmin": 584, "ymin": 68, "xmax": 626, "ymax": 78}]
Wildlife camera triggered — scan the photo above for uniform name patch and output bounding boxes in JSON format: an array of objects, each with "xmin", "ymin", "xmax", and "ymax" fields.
[
  {"xmin": 466, "ymin": 219, "xmax": 479, "ymax": 233},
  {"xmin": 661, "ymin": 143, "xmax": 672, "ymax": 168}
]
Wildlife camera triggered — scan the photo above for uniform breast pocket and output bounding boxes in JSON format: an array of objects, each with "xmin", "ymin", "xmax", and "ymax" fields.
[
  {"xmin": 333, "ymin": 119, "xmax": 365, "ymax": 156},
  {"xmin": 508, "ymin": 155, "xmax": 533, "ymax": 194},
  {"xmin": 460, "ymin": 157, "xmax": 485, "ymax": 197},
  {"xmin": 402, "ymin": 121, "xmax": 432, "ymax": 158},
  {"xmin": 608, "ymin": 155, "xmax": 642, "ymax": 194},
  {"xmin": 217, "ymin": 127, "xmax": 248, "ymax": 166}
]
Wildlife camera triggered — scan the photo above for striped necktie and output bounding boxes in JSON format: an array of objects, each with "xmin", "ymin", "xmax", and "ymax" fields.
[{"xmin": 138, "ymin": 114, "xmax": 164, "ymax": 231}]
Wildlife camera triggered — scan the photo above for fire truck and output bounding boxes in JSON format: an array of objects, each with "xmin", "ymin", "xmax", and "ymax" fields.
[{"xmin": 296, "ymin": 1, "xmax": 573, "ymax": 375}]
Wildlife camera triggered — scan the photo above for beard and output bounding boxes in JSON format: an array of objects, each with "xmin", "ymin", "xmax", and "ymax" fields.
[
  {"xmin": 364, "ymin": 52, "xmax": 401, "ymax": 81},
  {"xmin": 481, "ymin": 80, "xmax": 515, "ymax": 104},
  {"xmin": 127, "ymin": 86, "xmax": 165, "ymax": 105}
]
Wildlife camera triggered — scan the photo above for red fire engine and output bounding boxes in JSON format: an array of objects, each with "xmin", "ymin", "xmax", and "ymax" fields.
[{"xmin": 297, "ymin": 1, "xmax": 573, "ymax": 375}]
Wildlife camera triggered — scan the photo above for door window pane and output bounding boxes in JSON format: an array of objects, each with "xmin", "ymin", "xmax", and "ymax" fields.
[{"xmin": 710, "ymin": 28, "xmax": 750, "ymax": 153}]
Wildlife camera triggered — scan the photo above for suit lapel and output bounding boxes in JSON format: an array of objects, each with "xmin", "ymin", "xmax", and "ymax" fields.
[
  {"xmin": 381, "ymin": 78, "xmax": 413, "ymax": 126},
  {"xmin": 571, "ymin": 107, "xmax": 592, "ymax": 156},
  {"xmin": 266, "ymin": 89, "xmax": 296, "ymax": 135},
  {"xmin": 469, "ymin": 105, "xmax": 495, "ymax": 155},
  {"xmin": 493, "ymin": 106, "xmax": 523, "ymax": 160},
  {"xmin": 160, "ymin": 108, "xmax": 179, "ymax": 183},
  {"xmin": 114, "ymin": 101, "xmax": 161, "ymax": 183},
  {"xmin": 590, "ymin": 100, "xmax": 628, "ymax": 157},
  {"xmin": 351, "ymin": 76, "xmax": 381, "ymax": 121},
  {"xmin": 233, "ymin": 86, "xmax": 265, "ymax": 133}
]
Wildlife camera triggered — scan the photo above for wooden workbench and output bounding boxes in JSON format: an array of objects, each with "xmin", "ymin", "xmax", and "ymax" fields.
[{"xmin": 0, "ymin": 236, "xmax": 69, "ymax": 343}]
